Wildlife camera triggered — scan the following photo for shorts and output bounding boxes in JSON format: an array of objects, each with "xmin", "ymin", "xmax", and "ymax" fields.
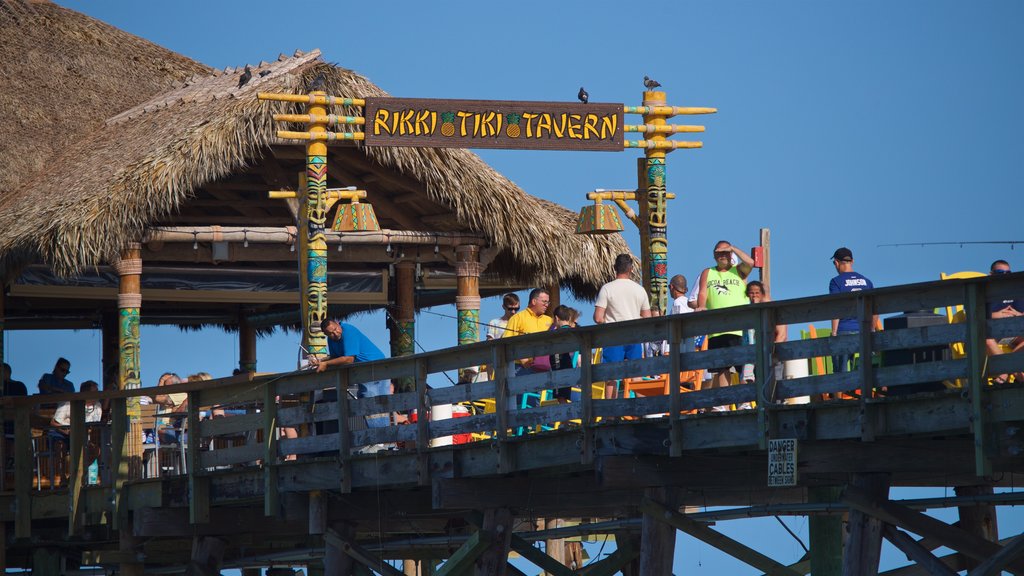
[
  {"xmin": 708, "ymin": 333, "xmax": 744, "ymax": 374},
  {"xmin": 602, "ymin": 343, "xmax": 644, "ymax": 363}
]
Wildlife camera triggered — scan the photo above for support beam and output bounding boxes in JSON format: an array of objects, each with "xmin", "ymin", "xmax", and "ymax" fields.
[
  {"xmin": 542, "ymin": 518, "xmax": 568, "ymax": 576},
  {"xmin": 434, "ymin": 530, "xmax": 490, "ymax": 576},
  {"xmin": 390, "ymin": 260, "xmax": 416, "ymax": 393},
  {"xmin": 843, "ymin": 484, "xmax": 1024, "ymax": 573},
  {"xmin": 579, "ymin": 535, "xmax": 639, "ymax": 576},
  {"xmin": 326, "ymin": 529, "xmax": 406, "ymax": 576},
  {"xmin": 239, "ymin": 312, "xmax": 257, "ymax": 373},
  {"xmin": 509, "ymin": 534, "xmax": 574, "ymax": 576},
  {"xmin": 808, "ymin": 486, "xmax": 843, "ymax": 576},
  {"xmin": 843, "ymin": 473, "xmax": 890, "ymax": 576},
  {"xmin": 968, "ymin": 533, "xmax": 1024, "ymax": 576},
  {"xmin": 115, "ymin": 243, "xmax": 143, "ymax": 481},
  {"xmin": 476, "ymin": 508, "xmax": 513, "ymax": 576},
  {"xmin": 186, "ymin": 535, "xmax": 227, "ymax": 576},
  {"xmin": 882, "ymin": 524, "xmax": 958, "ymax": 576},
  {"xmin": 324, "ymin": 524, "xmax": 357, "ymax": 576},
  {"xmin": 639, "ymin": 489, "xmax": 677, "ymax": 576},
  {"xmin": 119, "ymin": 523, "xmax": 144, "ymax": 576},
  {"xmin": 956, "ymin": 485, "xmax": 1000, "ymax": 571},
  {"xmin": 455, "ymin": 245, "xmax": 482, "ymax": 382},
  {"xmin": 640, "ymin": 498, "xmax": 800, "ymax": 576}
]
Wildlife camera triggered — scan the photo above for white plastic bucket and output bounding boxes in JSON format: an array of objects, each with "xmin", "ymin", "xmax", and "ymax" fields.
[
  {"xmin": 783, "ymin": 359, "xmax": 810, "ymax": 405},
  {"xmin": 429, "ymin": 403, "xmax": 454, "ymax": 447}
]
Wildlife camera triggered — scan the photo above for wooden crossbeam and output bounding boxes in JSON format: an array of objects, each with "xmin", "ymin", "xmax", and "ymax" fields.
[
  {"xmin": 968, "ymin": 533, "xmax": 1024, "ymax": 576},
  {"xmin": 843, "ymin": 486, "xmax": 1024, "ymax": 574},
  {"xmin": 324, "ymin": 528, "xmax": 405, "ymax": 576},
  {"xmin": 882, "ymin": 525, "xmax": 958, "ymax": 576},
  {"xmin": 843, "ymin": 473, "xmax": 890, "ymax": 576},
  {"xmin": 578, "ymin": 536, "xmax": 638, "ymax": 576},
  {"xmin": 640, "ymin": 498, "xmax": 800, "ymax": 576},
  {"xmin": 509, "ymin": 534, "xmax": 574, "ymax": 576},
  {"xmin": 433, "ymin": 530, "xmax": 490, "ymax": 576}
]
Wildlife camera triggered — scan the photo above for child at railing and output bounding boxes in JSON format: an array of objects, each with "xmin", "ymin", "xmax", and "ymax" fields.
[{"xmin": 548, "ymin": 305, "xmax": 580, "ymax": 404}]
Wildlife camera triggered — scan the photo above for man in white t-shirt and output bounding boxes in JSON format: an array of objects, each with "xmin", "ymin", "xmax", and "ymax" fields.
[
  {"xmin": 669, "ymin": 274, "xmax": 695, "ymax": 353},
  {"xmin": 485, "ymin": 293, "xmax": 520, "ymax": 340},
  {"xmin": 594, "ymin": 254, "xmax": 651, "ymax": 398}
]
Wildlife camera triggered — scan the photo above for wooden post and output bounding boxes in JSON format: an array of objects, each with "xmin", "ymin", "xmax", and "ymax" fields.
[
  {"xmin": 264, "ymin": 378, "xmax": 279, "ymax": 516},
  {"xmin": 759, "ymin": 227, "xmax": 771, "ymax": 295},
  {"xmin": 187, "ymin": 535, "xmax": 227, "ymax": 576},
  {"xmin": 391, "ymin": 260, "xmax": 416, "ymax": 393},
  {"xmin": 101, "ymin": 309, "xmax": 119, "ymax": 386},
  {"xmin": 114, "ymin": 243, "xmax": 143, "ymax": 480},
  {"xmin": 545, "ymin": 283, "xmax": 561, "ymax": 317},
  {"xmin": 455, "ymin": 245, "xmax": 482, "ymax": 381},
  {"xmin": 639, "ymin": 487, "xmax": 677, "ymax": 576},
  {"xmin": 578, "ymin": 332, "xmax": 594, "ymax": 465},
  {"xmin": 955, "ymin": 485, "xmax": 999, "ymax": 571},
  {"xmin": 32, "ymin": 547, "xmax": 62, "ymax": 576},
  {"xmin": 119, "ymin": 522, "xmax": 144, "ymax": 576},
  {"xmin": 641, "ymin": 91, "xmax": 670, "ymax": 314},
  {"xmin": 324, "ymin": 523, "xmax": 357, "ymax": 576},
  {"xmin": 857, "ymin": 295, "xmax": 876, "ymax": 441},
  {"xmin": 239, "ymin": 312, "xmax": 257, "ymax": 373},
  {"xmin": 964, "ymin": 283, "xmax": 992, "ymax": 476},
  {"xmin": 475, "ymin": 508, "xmax": 513, "ymax": 576},
  {"xmin": 842, "ymin": 473, "xmax": 890, "ymax": 576},
  {"xmin": 543, "ymin": 518, "xmax": 567, "ymax": 575},
  {"xmin": 67, "ymin": 400, "xmax": 86, "ymax": 536},
  {"xmin": 14, "ymin": 405, "xmax": 31, "ymax": 539},
  {"xmin": 304, "ymin": 95, "xmax": 330, "ymax": 361},
  {"xmin": 808, "ymin": 486, "xmax": 843, "ymax": 576}
]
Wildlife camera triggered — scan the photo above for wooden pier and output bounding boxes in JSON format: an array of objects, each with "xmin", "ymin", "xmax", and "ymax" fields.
[{"xmin": 2, "ymin": 272, "xmax": 1024, "ymax": 575}]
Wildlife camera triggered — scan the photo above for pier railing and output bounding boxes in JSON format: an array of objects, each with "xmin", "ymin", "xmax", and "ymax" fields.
[{"xmin": 2, "ymin": 272, "xmax": 1023, "ymax": 535}]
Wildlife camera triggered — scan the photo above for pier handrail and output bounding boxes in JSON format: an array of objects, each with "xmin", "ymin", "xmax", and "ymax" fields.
[{"xmin": 2, "ymin": 272, "xmax": 1023, "ymax": 536}]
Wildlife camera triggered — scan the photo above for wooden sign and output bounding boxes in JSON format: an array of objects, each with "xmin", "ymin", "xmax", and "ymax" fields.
[
  {"xmin": 767, "ymin": 438, "xmax": 798, "ymax": 487},
  {"xmin": 363, "ymin": 97, "xmax": 623, "ymax": 151}
]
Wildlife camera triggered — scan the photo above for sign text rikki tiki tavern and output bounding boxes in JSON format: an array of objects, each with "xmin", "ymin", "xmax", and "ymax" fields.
[{"xmin": 363, "ymin": 97, "xmax": 624, "ymax": 151}]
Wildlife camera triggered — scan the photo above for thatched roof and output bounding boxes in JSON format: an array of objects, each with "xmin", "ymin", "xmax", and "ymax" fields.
[
  {"xmin": 0, "ymin": 4, "xmax": 631, "ymax": 300},
  {"xmin": 0, "ymin": 0, "xmax": 210, "ymax": 195}
]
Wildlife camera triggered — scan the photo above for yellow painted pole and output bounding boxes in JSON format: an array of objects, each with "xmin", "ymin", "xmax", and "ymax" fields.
[
  {"xmin": 277, "ymin": 130, "xmax": 365, "ymax": 142},
  {"xmin": 642, "ymin": 91, "xmax": 671, "ymax": 315},
  {"xmin": 258, "ymin": 93, "xmax": 365, "ymax": 107},
  {"xmin": 273, "ymin": 113, "xmax": 366, "ymax": 126}
]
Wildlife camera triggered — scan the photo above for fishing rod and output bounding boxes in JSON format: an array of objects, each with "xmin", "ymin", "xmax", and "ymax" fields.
[{"xmin": 879, "ymin": 240, "xmax": 1021, "ymax": 249}]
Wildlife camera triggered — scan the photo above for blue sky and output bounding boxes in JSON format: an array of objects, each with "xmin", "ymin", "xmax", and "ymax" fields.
[{"xmin": 5, "ymin": 1, "xmax": 1023, "ymax": 573}]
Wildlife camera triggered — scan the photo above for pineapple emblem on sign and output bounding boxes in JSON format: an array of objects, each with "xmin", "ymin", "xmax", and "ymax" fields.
[
  {"xmin": 505, "ymin": 113, "xmax": 521, "ymax": 138},
  {"xmin": 440, "ymin": 112, "xmax": 455, "ymax": 136}
]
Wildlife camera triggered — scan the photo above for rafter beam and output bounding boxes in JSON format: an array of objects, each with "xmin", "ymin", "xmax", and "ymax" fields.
[
  {"xmin": 509, "ymin": 534, "xmax": 574, "ymax": 576},
  {"xmin": 640, "ymin": 498, "xmax": 800, "ymax": 576},
  {"xmin": 324, "ymin": 529, "xmax": 405, "ymax": 576},
  {"xmin": 882, "ymin": 525, "xmax": 958, "ymax": 576},
  {"xmin": 843, "ymin": 486, "xmax": 1024, "ymax": 574}
]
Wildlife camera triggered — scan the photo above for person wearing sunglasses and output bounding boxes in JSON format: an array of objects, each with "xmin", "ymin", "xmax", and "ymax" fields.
[
  {"xmin": 485, "ymin": 293, "xmax": 521, "ymax": 341},
  {"xmin": 987, "ymin": 260, "xmax": 1023, "ymax": 383},
  {"xmin": 38, "ymin": 357, "xmax": 74, "ymax": 395}
]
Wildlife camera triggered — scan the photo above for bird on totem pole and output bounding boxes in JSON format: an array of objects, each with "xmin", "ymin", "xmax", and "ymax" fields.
[
  {"xmin": 307, "ymin": 73, "xmax": 327, "ymax": 92},
  {"xmin": 577, "ymin": 87, "xmax": 589, "ymax": 104},
  {"xmin": 643, "ymin": 75, "xmax": 662, "ymax": 89}
]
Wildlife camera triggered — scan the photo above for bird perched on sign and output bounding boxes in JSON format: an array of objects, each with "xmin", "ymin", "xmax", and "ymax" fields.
[
  {"xmin": 643, "ymin": 75, "xmax": 661, "ymax": 89},
  {"xmin": 578, "ymin": 87, "xmax": 589, "ymax": 104},
  {"xmin": 259, "ymin": 70, "xmax": 271, "ymax": 78},
  {"xmin": 238, "ymin": 65, "xmax": 252, "ymax": 89}
]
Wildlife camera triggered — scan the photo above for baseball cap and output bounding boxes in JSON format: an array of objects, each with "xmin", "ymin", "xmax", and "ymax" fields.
[{"xmin": 831, "ymin": 247, "xmax": 853, "ymax": 262}]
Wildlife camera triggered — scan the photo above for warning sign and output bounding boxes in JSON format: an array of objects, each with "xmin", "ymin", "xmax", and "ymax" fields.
[{"xmin": 768, "ymin": 438, "xmax": 798, "ymax": 487}]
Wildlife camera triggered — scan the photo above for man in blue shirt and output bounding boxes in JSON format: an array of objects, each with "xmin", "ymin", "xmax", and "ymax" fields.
[
  {"xmin": 829, "ymin": 248, "xmax": 875, "ymax": 373},
  {"xmin": 313, "ymin": 319, "xmax": 391, "ymax": 428},
  {"xmin": 38, "ymin": 357, "xmax": 74, "ymax": 395}
]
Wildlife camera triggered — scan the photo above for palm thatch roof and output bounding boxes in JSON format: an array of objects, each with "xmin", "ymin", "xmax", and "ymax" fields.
[{"xmin": 0, "ymin": 3, "xmax": 631, "ymax": 304}]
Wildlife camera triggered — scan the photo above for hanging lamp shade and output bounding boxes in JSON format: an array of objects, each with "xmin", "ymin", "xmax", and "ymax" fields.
[
  {"xmin": 332, "ymin": 201, "xmax": 381, "ymax": 232},
  {"xmin": 575, "ymin": 202, "xmax": 623, "ymax": 234}
]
